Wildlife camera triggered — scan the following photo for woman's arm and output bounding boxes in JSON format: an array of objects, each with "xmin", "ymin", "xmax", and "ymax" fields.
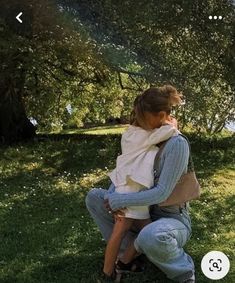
[
  {"xmin": 104, "ymin": 182, "xmax": 116, "ymax": 200},
  {"xmin": 107, "ymin": 136, "xmax": 189, "ymax": 211}
]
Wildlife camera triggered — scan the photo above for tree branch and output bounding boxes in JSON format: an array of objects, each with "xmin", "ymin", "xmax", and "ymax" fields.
[
  {"xmin": 117, "ymin": 72, "xmax": 143, "ymax": 91},
  {"xmin": 113, "ymin": 66, "xmax": 146, "ymax": 77}
]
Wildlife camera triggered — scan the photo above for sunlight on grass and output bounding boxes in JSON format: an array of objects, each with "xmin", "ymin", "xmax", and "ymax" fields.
[
  {"xmin": 79, "ymin": 168, "xmax": 110, "ymax": 188},
  {"xmin": 22, "ymin": 162, "xmax": 41, "ymax": 171},
  {"xmin": 39, "ymin": 124, "xmax": 128, "ymax": 135},
  {"xmin": 211, "ymin": 169, "xmax": 235, "ymax": 189},
  {"xmin": 55, "ymin": 178, "xmax": 71, "ymax": 192}
]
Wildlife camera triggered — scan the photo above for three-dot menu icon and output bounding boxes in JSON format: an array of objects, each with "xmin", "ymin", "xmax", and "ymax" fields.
[{"xmin": 209, "ymin": 15, "xmax": 223, "ymax": 20}]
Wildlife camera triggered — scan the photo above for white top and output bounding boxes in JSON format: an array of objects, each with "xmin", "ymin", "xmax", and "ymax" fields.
[{"xmin": 108, "ymin": 124, "xmax": 179, "ymax": 190}]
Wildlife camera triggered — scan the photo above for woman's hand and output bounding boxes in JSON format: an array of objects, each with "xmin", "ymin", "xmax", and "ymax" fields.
[
  {"xmin": 104, "ymin": 199, "xmax": 125, "ymax": 217},
  {"xmin": 166, "ymin": 115, "xmax": 178, "ymax": 129}
]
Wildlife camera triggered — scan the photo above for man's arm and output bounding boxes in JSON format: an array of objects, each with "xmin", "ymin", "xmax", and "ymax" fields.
[{"xmin": 107, "ymin": 136, "xmax": 189, "ymax": 210}]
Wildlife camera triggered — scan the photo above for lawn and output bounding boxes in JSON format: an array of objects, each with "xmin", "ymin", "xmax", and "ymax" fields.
[
  {"xmin": 39, "ymin": 124, "xmax": 128, "ymax": 136},
  {"xmin": 0, "ymin": 130, "xmax": 234, "ymax": 283}
]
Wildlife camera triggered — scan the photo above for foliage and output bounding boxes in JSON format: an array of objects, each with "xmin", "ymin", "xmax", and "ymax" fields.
[
  {"xmin": 0, "ymin": 0, "xmax": 235, "ymax": 136},
  {"xmin": 59, "ymin": 0, "xmax": 235, "ymax": 133},
  {"xmin": 0, "ymin": 0, "xmax": 124, "ymax": 132}
]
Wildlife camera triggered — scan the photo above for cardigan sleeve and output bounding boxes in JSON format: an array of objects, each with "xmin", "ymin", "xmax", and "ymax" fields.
[
  {"xmin": 107, "ymin": 136, "xmax": 189, "ymax": 210},
  {"xmin": 104, "ymin": 182, "xmax": 116, "ymax": 200}
]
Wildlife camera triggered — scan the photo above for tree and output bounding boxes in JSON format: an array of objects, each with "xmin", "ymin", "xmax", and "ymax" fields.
[
  {"xmin": 0, "ymin": 0, "xmax": 112, "ymax": 141},
  {"xmin": 59, "ymin": 0, "xmax": 235, "ymax": 133},
  {"xmin": 1, "ymin": 0, "xmax": 234, "ymax": 142}
]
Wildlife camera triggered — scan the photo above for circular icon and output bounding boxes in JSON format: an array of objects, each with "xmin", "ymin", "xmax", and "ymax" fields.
[{"xmin": 201, "ymin": 251, "xmax": 230, "ymax": 280}]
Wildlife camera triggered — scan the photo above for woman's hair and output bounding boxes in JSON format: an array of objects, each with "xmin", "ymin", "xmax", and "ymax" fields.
[{"xmin": 130, "ymin": 85, "xmax": 182, "ymax": 128}]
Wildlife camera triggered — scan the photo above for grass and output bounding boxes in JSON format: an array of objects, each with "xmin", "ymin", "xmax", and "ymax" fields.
[
  {"xmin": 38, "ymin": 125, "xmax": 128, "ymax": 136},
  {"xmin": 0, "ymin": 129, "xmax": 234, "ymax": 283}
]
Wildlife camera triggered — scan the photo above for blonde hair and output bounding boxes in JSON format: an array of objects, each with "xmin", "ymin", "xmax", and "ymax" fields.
[{"xmin": 130, "ymin": 85, "xmax": 182, "ymax": 128}]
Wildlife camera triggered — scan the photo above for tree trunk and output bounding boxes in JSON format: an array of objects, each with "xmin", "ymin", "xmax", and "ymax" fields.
[{"xmin": 0, "ymin": 77, "xmax": 36, "ymax": 144}]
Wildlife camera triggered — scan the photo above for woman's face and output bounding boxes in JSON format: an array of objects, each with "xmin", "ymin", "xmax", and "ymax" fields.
[{"xmin": 144, "ymin": 111, "xmax": 168, "ymax": 129}]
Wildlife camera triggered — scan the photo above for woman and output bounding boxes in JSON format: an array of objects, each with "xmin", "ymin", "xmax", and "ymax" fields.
[{"xmin": 85, "ymin": 86, "xmax": 195, "ymax": 283}]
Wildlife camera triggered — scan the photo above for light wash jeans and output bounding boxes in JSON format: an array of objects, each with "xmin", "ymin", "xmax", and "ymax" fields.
[{"xmin": 85, "ymin": 188, "xmax": 195, "ymax": 282}]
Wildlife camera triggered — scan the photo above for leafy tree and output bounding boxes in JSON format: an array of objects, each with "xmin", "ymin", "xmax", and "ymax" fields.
[
  {"xmin": 0, "ymin": 0, "xmax": 113, "ymax": 140},
  {"xmin": 59, "ymin": 0, "xmax": 235, "ymax": 133},
  {"xmin": 1, "ymin": 0, "xmax": 234, "ymax": 143}
]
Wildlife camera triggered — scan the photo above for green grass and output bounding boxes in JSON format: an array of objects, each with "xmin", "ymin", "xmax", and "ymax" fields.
[
  {"xmin": 38, "ymin": 125, "xmax": 128, "ymax": 136},
  {"xmin": 0, "ymin": 130, "xmax": 234, "ymax": 283}
]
